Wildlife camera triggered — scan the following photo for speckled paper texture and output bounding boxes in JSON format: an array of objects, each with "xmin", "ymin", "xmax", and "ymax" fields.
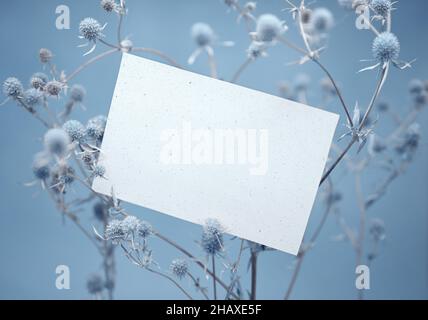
[{"xmin": 92, "ymin": 53, "xmax": 339, "ymax": 255}]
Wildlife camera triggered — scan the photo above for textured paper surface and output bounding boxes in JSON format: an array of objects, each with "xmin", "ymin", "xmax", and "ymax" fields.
[{"xmin": 92, "ymin": 53, "xmax": 339, "ymax": 255}]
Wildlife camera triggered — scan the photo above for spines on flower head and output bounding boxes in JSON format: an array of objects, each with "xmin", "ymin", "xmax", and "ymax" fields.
[
  {"xmin": 39, "ymin": 48, "xmax": 53, "ymax": 64},
  {"xmin": 100, "ymin": 0, "xmax": 117, "ymax": 13},
  {"xmin": 69, "ymin": 84, "xmax": 86, "ymax": 103},
  {"xmin": 372, "ymin": 32, "xmax": 400, "ymax": 64},
  {"xmin": 370, "ymin": 0, "xmax": 392, "ymax": 18},
  {"xmin": 201, "ymin": 219, "xmax": 224, "ymax": 255},
  {"xmin": 44, "ymin": 128, "xmax": 71, "ymax": 157},
  {"xmin": 105, "ymin": 219, "xmax": 125, "ymax": 244},
  {"xmin": 45, "ymin": 80, "xmax": 64, "ymax": 97},
  {"xmin": 170, "ymin": 259, "xmax": 188, "ymax": 280},
  {"xmin": 105, "ymin": 216, "xmax": 153, "ymax": 244},
  {"xmin": 310, "ymin": 8, "xmax": 334, "ymax": 33},
  {"xmin": 86, "ymin": 115, "xmax": 107, "ymax": 140},
  {"xmin": 32, "ymin": 152, "xmax": 50, "ymax": 180},
  {"xmin": 63, "ymin": 120, "xmax": 86, "ymax": 142},
  {"xmin": 3, "ymin": 77, "xmax": 23, "ymax": 98},
  {"xmin": 79, "ymin": 17, "xmax": 103, "ymax": 41},
  {"xmin": 255, "ymin": 14, "xmax": 286, "ymax": 43},
  {"xmin": 30, "ymin": 72, "xmax": 48, "ymax": 90},
  {"xmin": 24, "ymin": 88, "xmax": 43, "ymax": 107},
  {"xmin": 191, "ymin": 22, "xmax": 215, "ymax": 47}
]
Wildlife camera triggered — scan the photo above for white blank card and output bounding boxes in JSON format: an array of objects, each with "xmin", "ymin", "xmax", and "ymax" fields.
[{"xmin": 92, "ymin": 53, "xmax": 339, "ymax": 255}]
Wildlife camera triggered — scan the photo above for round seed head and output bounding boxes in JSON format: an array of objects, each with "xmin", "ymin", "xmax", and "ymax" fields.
[
  {"xmin": 63, "ymin": 120, "xmax": 86, "ymax": 142},
  {"xmin": 32, "ymin": 152, "xmax": 50, "ymax": 180},
  {"xmin": 86, "ymin": 274, "xmax": 104, "ymax": 294},
  {"xmin": 191, "ymin": 22, "xmax": 215, "ymax": 47},
  {"xmin": 311, "ymin": 8, "xmax": 334, "ymax": 33},
  {"xmin": 3, "ymin": 77, "xmax": 23, "ymax": 98},
  {"xmin": 70, "ymin": 84, "xmax": 86, "ymax": 102},
  {"xmin": 30, "ymin": 72, "xmax": 48, "ymax": 90},
  {"xmin": 201, "ymin": 219, "xmax": 224, "ymax": 255},
  {"xmin": 79, "ymin": 17, "xmax": 103, "ymax": 41},
  {"xmin": 170, "ymin": 259, "xmax": 188, "ymax": 279},
  {"xmin": 24, "ymin": 88, "xmax": 43, "ymax": 106},
  {"xmin": 372, "ymin": 32, "xmax": 400, "ymax": 63},
  {"xmin": 44, "ymin": 128, "xmax": 71, "ymax": 157},
  {"xmin": 45, "ymin": 81, "xmax": 63, "ymax": 97},
  {"xmin": 39, "ymin": 48, "xmax": 53, "ymax": 63},
  {"xmin": 100, "ymin": 0, "xmax": 116, "ymax": 12},
  {"xmin": 256, "ymin": 14, "xmax": 285, "ymax": 42},
  {"xmin": 371, "ymin": 0, "xmax": 392, "ymax": 18}
]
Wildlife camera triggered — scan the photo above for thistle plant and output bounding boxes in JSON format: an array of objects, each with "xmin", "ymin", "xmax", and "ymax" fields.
[{"xmin": 1, "ymin": 0, "xmax": 426, "ymax": 300}]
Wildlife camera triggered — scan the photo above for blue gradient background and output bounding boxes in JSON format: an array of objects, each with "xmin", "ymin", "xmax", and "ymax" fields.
[{"xmin": 0, "ymin": 0, "xmax": 427, "ymax": 299}]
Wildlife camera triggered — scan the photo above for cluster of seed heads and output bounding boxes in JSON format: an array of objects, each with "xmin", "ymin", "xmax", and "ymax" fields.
[{"xmin": 105, "ymin": 216, "xmax": 153, "ymax": 244}]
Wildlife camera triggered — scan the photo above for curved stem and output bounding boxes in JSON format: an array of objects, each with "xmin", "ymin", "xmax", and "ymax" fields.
[
  {"xmin": 250, "ymin": 251, "xmax": 257, "ymax": 300},
  {"xmin": 154, "ymin": 232, "xmax": 239, "ymax": 300},
  {"xmin": 65, "ymin": 49, "xmax": 119, "ymax": 82},
  {"xmin": 147, "ymin": 268, "xmax": 194, "ymax": 300},
  {"xmin": 231, "ymin": 58, "xmax": 252, "ymax": 83},
  {"xmin": 98, "ymin": 38, "xmax": 120, "ymax": 50},
  {"xmin": 132, "ymin": 47, "xmax": 182, "ymax": 68}
]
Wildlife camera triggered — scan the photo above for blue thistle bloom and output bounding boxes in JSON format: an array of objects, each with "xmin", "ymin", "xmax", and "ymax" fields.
[
  {"xmin": 372, "ymin": 32, "xmax": 400, "ymax": 63},
  {"xmin": 86, "ymin": 115, "xmax": 107, "ymax": 140},
  {"xmin": 70, "ymin": 84, "xmax": 86, "ymax": 103},
  {"xmin": 39, "ymin": 48, "xmax": 53, "ymax": 64},
  {"xmin": 63, "ymin": 120, "xmax": 86, "ymax": 142},
  {"xmin": 311, "ymin": 8, "xmax": 334, "ymax": 33},
  {"xmin": 138, "ymin": 220, "xmax": 153, "ymax": 238},
  {"xmin": 30, "ymin": 72, "xmax": 48, "ymax": 90},
  {"xmin": 100, "ymin": 0, "xmax": 116, "ymax": 12},
  {"xmin": 255, "ymin": 14, "xmax": 286, "ymax": 43},
  {"xmin": 24, "ymin": 88, "xmax": 43, "ymax": 106},
  {"xmin": 120, "ymin": 216, "xmax": 142, "ymax": 235},
  {"xmin": 45, "ymin": 80, "xmax": 63, "ymax": 97},
  {"xmin": 44, "ymin": 128, "xmax": 70, "ymax": 157},
  {"xmin": 170, "ymin": 259, "xmax": 188, "ymax": 279},
  {"xmin": 370, "ymin": 0, "xmax": 392, "ymax": 18},
  {"xmin": 32, "ymin": 152, "xmax": 50, "ymax": 180},
  {"xmin": 92, "ymin": 164, "xmax": 106, "ymax": 178},
  {"xmin": 105, "ymin": 219, "xmax": 125, "ymax": 244},
  {"xmin": 86, "ymin": 274, "xmax": 104, "ymax": 294},
  {"xmin": 191, "ymin": 23, "xmax": 215, "ymax": 47},
  {"xmin": 201, "ymin": 219, "xmax": 224, "ymax": 255},
  {"xmin": 79, "ymin": 18, "xmax": 103, "ymax": 42},
  {"xmin": 3, "ymin": 77, "xmax": 23, "ymax": 98}
]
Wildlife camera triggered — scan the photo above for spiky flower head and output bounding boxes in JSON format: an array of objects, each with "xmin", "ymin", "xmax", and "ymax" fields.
[
  {"xmin": 24, "ymin": 88, "xmax": 43, "ymax": 106},
  {"xmin": 50, "ymin": 165, "xmax": 75, "ymax": 193},
  {"xmin": 30, "ymin": 73, "xmax": 48, "ymax": 90},
  {"xmin": 370, "ymin": 0, "xmax": 392, "ymax": 18},
  {"xmin": 191, "ymin": 23, "xmax": 215, "ymax": 47},
  {"xmin": 255, "ymin": 14, "xmax": 286, "ymax": 42},
  {"xmin": 119, "ymin": 216, "xmax": 153, "ymax": 238},
  {"xmin": 105, "ymin": 219, "xmax": 125, "ymax": 244},
  {"xmin": 86, "ymin": 274, "xmax": 104, "ymax": 294},
  {"xmin": 32, "ymin": 152, "xmax": 50, "ymax": 180},
  {"xmin": 395, "ymin": 123, "xmax": 420, "ymax": 158},
  {"xmin": 100, "ymin": 0, "xmax": 116, "ymax": 12},
  {"xmin": 93, "ymin": 202, "xmax": 108, "ymax": 221},
  {"xmin": 63, "ymin": 120, "xmax": 86, "ymax": 142},
  {"xmin": 138, "ymin": 220, "xmax": 153, "ymax": 238},
  {"xmin": 372, "ymin": 32, "xmax": 400, "ymax": 63},
  {"xmin": 45, "ymin": 80, "xmax": 63, "ymax": 97},
  {"xmin": 92, "ymin": 164, "xmax": 106, "ymax": 178},
  {"xmin": 201, "ymin": 219, "xmax": 224, "ymax": 255},
  {"xmin": 3, "ymin": 77, "xmax": 23, "ymax": 98},
  {"xmin": 69, "ymin": 84, "xmax": 86, "ymax": 102},
  {"xmin": 79, "ymin": 18, "xmax": 103, "ymax": 41},
  {"xmin": 86, "ymin": 115, "xmax": 107, "ymax": 140},
  {"xmin": 247, "ymin": 42, "xmax": 266, "ymax": 59},
  {"xmin": 44, "ymin": 128, "xmax": 70, "ymax": 157},
  {"xmin": 311, "ymin": 8, "xmax": 334, "ymax": 33},
  {"xmin": 39, "ymin": 48, "xmax": 53, "ymax": 63},
  {"xmin": 170, "ymin": 259, "xmax": 188, "ymax": 279}
]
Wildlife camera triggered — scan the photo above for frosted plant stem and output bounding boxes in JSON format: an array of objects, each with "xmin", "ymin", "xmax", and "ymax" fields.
[
  {"xmin": 132, "ymin": 47, "xmax": 183, "ymax": 68},
  {"xmin": 117, "ymin": 14, "xmax": 124, "ymax": 46},
  {"xmin": 320, "ymin": 64, "xmax": 390, "ymax": 186},
  {"xmin": 212, "ymin": 255, "xmax": 217, "ymax": 300},
  {"xmin": 147, "ymin": 268, "xmax": 194, "ymax": 300},
  {"xmin": 65, "ymin": 49, "xmax": 119, "ymax": 82},
  {"xmin": 17, "ymin": 98, "xmax": 51, "ymax": 128},
  {"xmin": 312, "ymin": 58, "xmax": 353, "ymax": 126},
  {"xmin": 207, "ymin": 50, "xmax": 218, "ymax": 79},
  {"xmin": 250, "ymin": 251, "xmax": 257, "ymax": 300},
  {"xmin": 284, "ymin": 180, "xmax": 333, "ymax": 299},
  {"xmin": 231, "ymin": 58, "xmax": 252, "ymax": 83},
  {"xmin": 98, "ymin": 38, "xmax": 120, "ymax": 50},
  {"xmin": 355, "ymin": 173, "xmax": 366, "ymax": 300},
  {"xmin": 187, "ymin": 272, "xmax": 210, "ymax": 300},
  {"xmin": 154, "ymin": 232, "xmax": 240, "ymax": 299}
]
